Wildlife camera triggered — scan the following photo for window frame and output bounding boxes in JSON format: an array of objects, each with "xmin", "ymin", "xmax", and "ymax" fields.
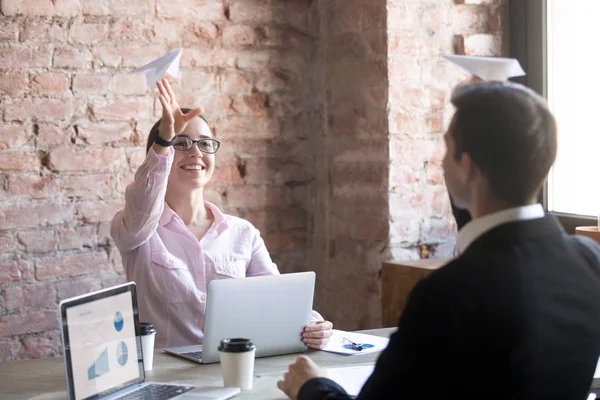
[{"xmin": 509, "ymin": 0, "xmax": 598, "ymax": 233}]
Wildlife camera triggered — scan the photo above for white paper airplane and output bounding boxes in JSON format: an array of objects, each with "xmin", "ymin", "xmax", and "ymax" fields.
[
  {"xmin": 442, "ymin": 55, "xmax": 526, "ymax": 81},
  {"xmin": 133, "ymin": 48, "xmax": 183, "ymax": 89}
]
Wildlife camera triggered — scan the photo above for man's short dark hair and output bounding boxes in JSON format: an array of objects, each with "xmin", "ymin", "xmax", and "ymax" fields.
[
  {"xmin": 146, "ymin": 108, "xmax": 210, "ymax": 153},
  {"xmin": 450, "ymin": 82, "xmax": 558, "ymax": 206}
]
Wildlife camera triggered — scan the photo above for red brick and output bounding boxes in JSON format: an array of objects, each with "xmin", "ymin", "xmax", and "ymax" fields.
[
  {"xmin": 112, "ymin": 74, "xmax": 147, "ymax": 96},
  {"xmin": 431, "ymin": 188, "xmax": 451, "ymax": 214},
  {"xmin": 18, "ymin": 334, "xmax": 60, "ymax": 359},
  {"xmin": 90, "ymin": 98, "xmax": 153, "ymax": 121},
  {"xmin": 127, "ymin": 148, "xmax": 146, "ymax": 168},
  {"xmin": 0, "ymin": 45, "xmax": 52, "ymax": 68},
  {"xmin": 0, "ymin": 71, "xmax": 29, "ymax": 95},
  {"xmin": 20, "ymin": 19, "xmax": 68, "ymax": 43},
  {"xmin": 263, "ymin": 229, "xmax": 306, "ymax": 253},
  {"xmin": 72, "ymin": 73, "xmax": 110, "ymax": 95},
  {"xmin": 229, "ymin": 0, "xmax": 312, "ymax": 25},
  {"xmin": 53, "ymin": 46, "xmax": 92, "ymax": 69},
  {"xmin": 0, "ymin": 21, "xmax": 19, "ymax": 41},
  {"xmin": 156, "ymin": 0, "xmax": 225, "ymax": 20},
  {"xmin": 5, "ymin": 98, "xmax": 74, "ymax": 121},
  {"xmin": 231, "ymin": 93, "xmax": 269, "ymax": 116},
  {"xmin": 226, "ymin": 186, "xmax": 295, "ymax": 209},
  {"xmin": 180, "ymin": 71, "xmax": 218, "ymax": 96},
  {"xmin": 0, "ymin": 232, "xmax": 15, "ymax": 253},
  {"xmin": 152, "ymin": 20, "xmax": 185, "ymax": 44},
  {"xmin": 255, "ymin": 69, "xmax": 292, "ymax": 93},
  {"xmin": 109, "ymin": 18, "xmax": 152, "ymax": 43},
  {"xmin": 7, "ymin": 175, "xmax": 58, "ymax": 199},
  {"xmin": 330, "ymin": 161, "xmax": 387, "ymax": 187},
  {"xmin": 456, "ymin": 0, "xmax": 500, "ymax": 4},
  {"xmin": 36, "ymin": 123, "xmax": 72, "ymax": 148},
  {"xmin": 421, "ymin": 217, "xmax": 455, "ymax": 242},
  {"xmin": 0, "ymin": 340, "xmax": 16, "ymax": 362},
  {"xmin": 92, "ymin": 47, "xmax": 125, "ymax": 68},
  {"xmin": 83, "ymin": 0, "xmax": 154, "ymax": 16},
  {"xmin": 210, "ymin": 164, "xmax": 244, "ymax": 186},
  {"xmin": 30, "ymin": 72, "xmax": 70, "ymax": 96},
  {"xmin": 56, "ymin": 278, "xmax": 102, "ymax": 301},
  {"xmin": 48, "ymin": 147, "xmax": 127, "ymax": 172},
  {"xmin": 218, "ymin": 70, "xmax": 252, "ymax": 94},
  {"xmin": 181, "ymin": 48, "xmax": 236, "ymax": 69},
  {"xmin": 77, "ymin": 122, "xmax": 134, "ymax": 145},
  {"xmin": 222, "ymin": 25, "xmax": 256, "ymax": 48},
  {"xmin": 326, "ymin": 0, "xmax": 386, "ymax": 33},
  {"xmin": 0, "ymin": 203, "xmax": 74, "ymax": 229},
  {"xmin": 390, "ymin": 164, "xmax": 419, "ymax": 186},
  {"xmin": 69, "ymin": 23, "xmax": 108, "ymax": 45},
  {"xmin": 214, "ymin": 116, "xmax": 279, "ymax": 139},
  {"xmin": 2, "ymin": 0, "xmax": 81, "ymax": 16},
  {"xmin": 36, "ymin": 251, "xmax": 109, "ymax": 280},
  {"xmin": 0, "ymin": 311, "xmax": 58, "ymax": 337},
  {"xmin": 453, "ymin": 5, "xmax": 490, "ymax": 32},
  {"xmin": 121, "ymin": 46, "xmax": 169, "ymax": 68},
  {"xmin": 0, "ymin": 260, "xmax": 26, "ymax": 284},
  {"xmin": 57, "ymin": 225, "xmax": 97, "ymax": 251},
  {"xmin": 4, "ymin": 283, "xmax": 56, "ymax": 310},
  {"xmin": 425, "ymin": 162, "xmax": 445, "ymax": 185},
  {"xmin": 60, "ymin": 174, "xmax": 113, "ymax": 198},
  {"xmin": 0, "ymin": 151, "xmax": 39, "ymax": 172},
  {"xmin": 77, "ymin": 199, "xmax": 124, "ymax": 223},
  {"xmin": 455, "ymin": 33, "xmax": 501, "ymax": 56},
  {"xmin": 115, "ymin": 171, "xmax": 134, "ymax": 195},
  {"xmin": 0, "ymin": 124, "xmax": 31, "ymax": 149},
  {"xmin": 184, "ymin": 22, "xmax": 219, "ymax": 45},
  {"xmin": 390, "ymin": 215, "xmax": 421, "ymax": 245},
  {"xmin": 16, "ymin": 229, "xmax": 57, "ymax": 253}
]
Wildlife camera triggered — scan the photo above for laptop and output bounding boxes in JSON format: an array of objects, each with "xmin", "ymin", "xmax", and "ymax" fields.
[
  {"xmin": 58, "ymin": 282, "xmax": 241, "ymax": 400},
  {"xmin": 164, "ymin": 271, "xmax": 315, "ymax": 364}
]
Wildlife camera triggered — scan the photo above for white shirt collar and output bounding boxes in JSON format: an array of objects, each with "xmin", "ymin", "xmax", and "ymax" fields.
[{"xmin": 456, "ymin": 204, "xmax": 545, "ymax": 254}]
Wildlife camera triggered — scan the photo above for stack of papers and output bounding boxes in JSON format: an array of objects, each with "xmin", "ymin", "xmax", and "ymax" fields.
[
  {"xmin": 320, "ymin": 330, "xmax": 389, "ymax": 356},
  {"xmin": 326, "ymin": 365, "xmax": 374, "ymax": 396}
]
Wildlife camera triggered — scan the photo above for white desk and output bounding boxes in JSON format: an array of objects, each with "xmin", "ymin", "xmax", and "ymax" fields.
[{"xmin": 0, "ymin": 328, "xmax": 395, "ymax": 400}]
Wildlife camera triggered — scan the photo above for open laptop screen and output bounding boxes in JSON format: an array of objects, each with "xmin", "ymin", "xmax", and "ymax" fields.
[{"xmin": 60, "ymin": 283, "xmax": 144, "ymax": 400}]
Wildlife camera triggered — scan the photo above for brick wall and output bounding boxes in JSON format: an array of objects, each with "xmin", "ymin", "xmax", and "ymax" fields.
[
  {"xmin": 0, "ymin": 0, "xmax": 317, "ymax": 361},
  {"xmin": 0, "ymin": 0, "xmax": 506, "ymax": 360}
]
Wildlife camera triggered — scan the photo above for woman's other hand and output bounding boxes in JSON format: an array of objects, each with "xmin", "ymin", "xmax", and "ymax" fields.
[{"xmin": 301, "ymin": 320, "xmax": 333, "ymax": 349}]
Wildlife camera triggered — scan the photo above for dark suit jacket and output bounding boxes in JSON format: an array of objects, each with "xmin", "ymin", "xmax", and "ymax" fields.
[{"xmin": 299, "ymin": 216, "xmax": 600, "ymax": 400}]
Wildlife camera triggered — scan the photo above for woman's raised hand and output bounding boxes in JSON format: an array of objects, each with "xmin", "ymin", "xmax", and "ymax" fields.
[{"xmin": 156, "ymin": 78, "xmax": 203, "ymax": 141}]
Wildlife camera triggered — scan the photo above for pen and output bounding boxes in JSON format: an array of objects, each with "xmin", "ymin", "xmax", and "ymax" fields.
[{"xmin": 343, "ymin": 337, "xmax": 363, "ymax": 351}]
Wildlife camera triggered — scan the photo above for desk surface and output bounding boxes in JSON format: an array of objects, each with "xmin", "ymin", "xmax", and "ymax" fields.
[{"xmin": 0, "ymin": 328, "xmax": 395, "ymax": 400}]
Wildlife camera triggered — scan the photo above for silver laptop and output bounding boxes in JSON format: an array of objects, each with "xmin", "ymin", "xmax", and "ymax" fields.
[
  {"xmin": 164, "ymin": 272, "xmax": 315, "ymax": 364},
  {"xmin": 58, "ymin": 282, "xmax": 240, "ymax": 400}
]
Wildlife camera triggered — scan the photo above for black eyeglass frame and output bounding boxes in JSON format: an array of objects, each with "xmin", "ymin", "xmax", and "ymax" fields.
[{"xmin": 172, "ymin": 136, "xmax": 221, "ymax": 154}]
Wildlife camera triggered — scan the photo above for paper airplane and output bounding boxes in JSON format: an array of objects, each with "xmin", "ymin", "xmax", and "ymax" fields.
[
  {"xmin": 442, "ymin": 55, "xmax": 526, "ymax": 81},
  {"xmin": 133, "ymin": 48, "xmax": 183, "ymax": 89}
]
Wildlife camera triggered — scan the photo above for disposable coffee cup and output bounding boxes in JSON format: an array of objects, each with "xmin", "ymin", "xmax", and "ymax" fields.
[
  {"xmin": 140, "ymin": 323, "xmax": 156, "ymax": 371},
  {"xmin": 218, "ymin": 338, "xmax": 256, "ymax": 390}
]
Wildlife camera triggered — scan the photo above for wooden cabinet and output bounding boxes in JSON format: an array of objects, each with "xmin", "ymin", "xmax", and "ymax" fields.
[{"xmin": 381, "ymin": 258, "xmax": 448, "ymax": 327}]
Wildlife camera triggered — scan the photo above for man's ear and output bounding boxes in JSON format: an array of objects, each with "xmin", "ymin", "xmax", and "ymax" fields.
[{"xmin": 458, "ymin": 152, "xmax": 477, "ymax": 186}]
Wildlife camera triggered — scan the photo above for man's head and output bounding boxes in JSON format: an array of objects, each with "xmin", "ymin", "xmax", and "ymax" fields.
[{"xmin": 443, "ymin": 82, "xmax": 557, "ymax": 212}]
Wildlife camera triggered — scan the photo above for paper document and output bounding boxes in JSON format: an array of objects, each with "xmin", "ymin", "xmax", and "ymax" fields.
[
  {"xmin": 320, "ymin": 330, "xmax": 389, "ymax": 356},
  {"xmin": 442, "ymin": 55, "xmax": 526, "ymax": 81},
  {"xmin": 326, "ymin": 365, "xmax": 374, "ymax": 396},
  {"xmin": 133, "ymin": 48, "xmax": 183, "ymax": 89}
]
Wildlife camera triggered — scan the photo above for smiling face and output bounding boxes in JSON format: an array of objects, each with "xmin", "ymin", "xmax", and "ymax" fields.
[{"xmin": 168, "ymin": 117, "xmax": 216, "ymax": 191}]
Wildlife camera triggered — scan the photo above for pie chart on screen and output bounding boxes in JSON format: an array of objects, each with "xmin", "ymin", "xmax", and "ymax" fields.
[
  {"xmin": 114, "ymin": 311, "xmax": 124, "ymax": 332},
  {"xmin": 117, "ymin": 341, "xmax": 128, "ymax": 366}
]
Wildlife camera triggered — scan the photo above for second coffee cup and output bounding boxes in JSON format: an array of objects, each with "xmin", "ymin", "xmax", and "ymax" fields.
[{"xmin": 218, "ymin": 338, "xmax": 256, "ymax": 390}]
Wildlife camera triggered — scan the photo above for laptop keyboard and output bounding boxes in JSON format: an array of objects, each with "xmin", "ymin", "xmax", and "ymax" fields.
[
  {"xmin": 117, "ymin": 383, "xmax": 194, "ymax": 400},
  {"xmin": 181, "ymin": 351, "xmax": 203, "ymax": 360}
]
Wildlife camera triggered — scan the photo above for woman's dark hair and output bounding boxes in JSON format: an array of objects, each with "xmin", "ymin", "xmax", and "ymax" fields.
[
  {"xmin": 146, "ymin": 108, "xmax": 210, "ymax": 153},
  {"xmin": 450, "ymin": 82, "xmax": 557, "ymax": 206}
]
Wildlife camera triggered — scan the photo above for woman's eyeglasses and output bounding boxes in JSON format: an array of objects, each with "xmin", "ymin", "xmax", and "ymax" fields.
[{"xmin": 172, "ymin": 136, "xmax": 221, "ymax": 154}]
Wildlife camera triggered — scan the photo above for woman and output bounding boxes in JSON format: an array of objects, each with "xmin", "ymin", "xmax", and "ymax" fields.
[{"xmin": 111, "ymin": 78, "xmax": 333, "ymax": 349}]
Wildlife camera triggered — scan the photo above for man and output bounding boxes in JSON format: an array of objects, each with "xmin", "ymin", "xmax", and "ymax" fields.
[{"xmin": 278, "ymin": 82, "xmax": 600, "ymax": 399}]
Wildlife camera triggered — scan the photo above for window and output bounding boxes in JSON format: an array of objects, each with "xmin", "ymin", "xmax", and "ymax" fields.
[
  {"xmin": 510, "ymin": 0, "xmax": 598, "ymax": 232},
  {"xmin": 547, "ymin": 0, "xmax": 600, "ymax": 219}
]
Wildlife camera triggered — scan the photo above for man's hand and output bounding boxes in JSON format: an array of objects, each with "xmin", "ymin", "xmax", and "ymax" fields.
[
  {"xmin": 302, "ymin": 320, "xmax": 333, "ymax": 349},
  {"xmin": 277, "ymin": 356, "xmax": 328, "ymax": 400}
]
